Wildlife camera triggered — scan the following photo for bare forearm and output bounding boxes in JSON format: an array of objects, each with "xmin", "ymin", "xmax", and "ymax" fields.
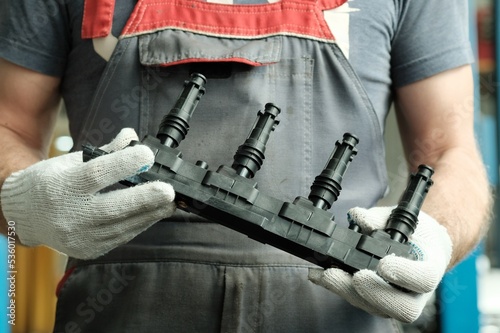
[
  {"xmin": 0, "ymin": 126, "xmax": 48, "ymax": 177},
  {"xmin": 0, "ymin": 126, "xmax": 50, "ymax": 236},
  {"xmin": 393, "ymin": 65, "xmax": 492, "ymax": 268},
  {"xmin": 418, "ymin": 145, "xmax": 492, "ymax": 268},
  {"xmin": 0, "ymin": 59, "xmax": 62, "ymax": 236}
]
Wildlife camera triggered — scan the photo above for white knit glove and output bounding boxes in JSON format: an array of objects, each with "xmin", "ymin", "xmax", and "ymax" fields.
[
  {"xmin": 309, "ymin": 206, "xmax": 452, "ymax": 323},
  {"xmin": 1, "ymin": 128, "xmax": 176, "ymax": 259}
]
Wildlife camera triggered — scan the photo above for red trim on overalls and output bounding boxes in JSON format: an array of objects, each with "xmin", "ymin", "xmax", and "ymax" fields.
[
  {"xmin": 56, "ymin": 266, "xmax": 76, "ymax": 297},
  {"xmin": 122, "ymin": 0, "xmax": 346, "ymax": 39},
  {"xmin": 161, "ymin": 57, "xmax": 271, "ymax": 67},
  {"xmin": 82, "ymin": 0, "xmax": 116, "ymax": 39},
  {"xmin": 81, "ymin": 0, "xmax": 348, "ymax": 40}
]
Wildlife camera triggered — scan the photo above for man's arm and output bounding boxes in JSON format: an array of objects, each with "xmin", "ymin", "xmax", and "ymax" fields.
[
  {"xmin": 0, "ymin": 58, "xmax": 177, "ymax": 259},
  {"xmin": 0, "ymin": 58, "xmax": 62, "ymax": 235},
  {"xmin": 394, "ymin": 64, "xmax": 492, "ymax": 268}
]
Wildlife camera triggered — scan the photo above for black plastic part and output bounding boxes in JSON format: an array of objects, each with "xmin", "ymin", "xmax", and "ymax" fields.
[
  {"xmin": 82, "ymin": 144, "xmax": 108, "ymax": 162},
  {"xmin": 156, "ymin": 73, "xmax": 206, "ymax": 148},
  {"xmin": 82, "ymin": 75, "xmax": 434, "ymax": 273},
  {"xmin": 385, "ymin": 165, "xmax": 434, "ymax": 243},
  {"xmin": 231, "ymin": 103, "xmax": 281, "ymax": 178},
  {"xmin": 309, "ymin": 133, "xmax": 358, "ymax": 210}
]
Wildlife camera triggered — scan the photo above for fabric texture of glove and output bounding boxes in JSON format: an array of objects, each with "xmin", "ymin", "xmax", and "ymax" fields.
[
  {"xmin": 309, "ymin": 206, "xmax": 453, "ymax": 323},
  {"xmin": 1, "ymin": 128, "xmax": 176, "ymax": 259}
]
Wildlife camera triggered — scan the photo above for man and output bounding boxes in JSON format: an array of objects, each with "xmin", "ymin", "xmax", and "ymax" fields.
[{"xmin": 0, "ymin": 0, "xmax": 491, "ymax": 332}]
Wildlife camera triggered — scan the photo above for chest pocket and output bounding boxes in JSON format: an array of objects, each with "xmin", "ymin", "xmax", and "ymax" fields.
[{"xmin": 139, "ymin": 30, "xmax": 282, "ymax": 67}]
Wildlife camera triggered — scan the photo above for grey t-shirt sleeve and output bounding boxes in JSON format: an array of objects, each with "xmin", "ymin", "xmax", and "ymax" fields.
[
  {"xmin": 0, "ymin": 0, "xmax": 70, "ymax": 77},
  {"xmin": 391, "ymin": 0, "xmax": 475, "ymax": 87}
]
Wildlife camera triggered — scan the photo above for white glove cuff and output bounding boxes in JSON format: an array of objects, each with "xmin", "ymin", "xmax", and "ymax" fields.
[{"xmin": 2, "ymin": 169, "xmax": 43, "ymax": 247}]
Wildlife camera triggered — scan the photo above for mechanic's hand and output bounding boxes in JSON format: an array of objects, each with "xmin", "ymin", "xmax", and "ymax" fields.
[
  {"xmin": 309, "ymin": 206, "xmax": 452, "ymax": 323},
  {"xmin": 1, "ymin": 128, "xmax": 175, "ymax": 260}
]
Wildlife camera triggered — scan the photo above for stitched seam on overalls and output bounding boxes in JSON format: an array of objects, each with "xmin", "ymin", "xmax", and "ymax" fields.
[
  {"xmin": 124, "ymin": 29, "xmax": 337, "ymax": 44},
  {"xmin": 81, "ymin": 38, "xmax": 134, "ymax": 147},
  {"xmin": 324, "ymin": 42, "xmax": 387, "ymax": 187}
]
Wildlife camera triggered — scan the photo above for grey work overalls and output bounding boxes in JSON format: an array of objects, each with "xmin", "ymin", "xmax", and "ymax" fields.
[{"xmin": 54, "ymin": 0, "xmax": 398, "ymax": 332}]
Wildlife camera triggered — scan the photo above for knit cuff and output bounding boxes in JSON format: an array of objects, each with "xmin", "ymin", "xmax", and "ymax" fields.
[{"xmin": 1, "ymin": 170, "xmax": 41, "ymax": 247}]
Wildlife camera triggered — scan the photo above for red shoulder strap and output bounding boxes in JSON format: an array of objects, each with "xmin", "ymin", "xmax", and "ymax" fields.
[{"xmin": 82, "ymin": 0, "xmax": 116, "ymax": 39}]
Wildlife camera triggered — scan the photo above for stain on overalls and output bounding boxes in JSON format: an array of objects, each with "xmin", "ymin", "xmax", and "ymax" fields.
[{"xmin": 54, "ymin": 0, "xmax": 399, "ymax": 332}]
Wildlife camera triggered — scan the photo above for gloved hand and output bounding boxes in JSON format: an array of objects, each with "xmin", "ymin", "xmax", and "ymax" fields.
[
  {"xmin": 1, "ymin": 128, "xmax": 176, "ymax": 260},
  {"xmin": 309, "ymin": 206, "xmax": 452, "ymax": 323}
]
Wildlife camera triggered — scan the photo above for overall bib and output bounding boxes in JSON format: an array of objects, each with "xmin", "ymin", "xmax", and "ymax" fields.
[{"xmin": 54, "ymin": 0, "xmax": 398, "ymax": 332}]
